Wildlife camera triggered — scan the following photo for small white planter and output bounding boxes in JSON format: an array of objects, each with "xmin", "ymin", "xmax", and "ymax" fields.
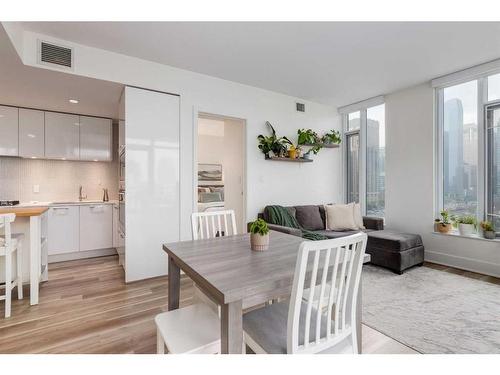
[
  {"xmin": 250, "ymin": 233, "xmax": 269, "ymax": 251},
  {"xmin": 458, "ymin": 223, "xmax": 475, "ymax": 236}
]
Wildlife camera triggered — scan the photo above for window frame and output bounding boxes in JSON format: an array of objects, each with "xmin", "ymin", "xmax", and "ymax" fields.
[
  {"xmin": 435, "ymin": 72, "xmax": 500, "ymax": 228},
  {"xmin": 342, "ymin": 101, "xmax": 385, "ymax": 216}
]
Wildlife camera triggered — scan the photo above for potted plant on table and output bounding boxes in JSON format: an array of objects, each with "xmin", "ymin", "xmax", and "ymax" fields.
[
  {"xmin": 249, "ymin": 218, "xmax": 270, "ymax": 251},
  {"xmin": 454, "ymin": 215, "xmax": 477, "ymax": 236},
  {"xmin": 436, "ymin": 210, "xmax": 453, "ymax": 234},
  {"xmin": 480, "ymin": 221, "xmax": 496, "ymax": 239}
]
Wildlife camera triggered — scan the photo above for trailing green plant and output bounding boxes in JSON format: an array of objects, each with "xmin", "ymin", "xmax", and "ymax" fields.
[
  {"xmin": 321, "ymin": 129, "xmax": 341, "ymax": 144},
  {"xmin": 249, "ymin": 218, "xmax": 270, "ymax": 236},
  {"xmin": 480, "ymin": 220, "xmax": 494, "ymax": 232},
  {"xmin": 257, "ymin": 121, "xmax": 293, "ymax": 158},
  {"xmin": 297, "ymin": 128, "xmax": 320, "ymax": 146},
  {"xmin": 454, "ymin": 215, "xmax": 477, "ymax": 227}
]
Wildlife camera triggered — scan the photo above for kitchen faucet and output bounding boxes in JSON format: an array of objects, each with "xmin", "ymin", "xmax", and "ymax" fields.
[{"xmin": 79, "ymin": 185, "xmax": 87, "ymax": 201}]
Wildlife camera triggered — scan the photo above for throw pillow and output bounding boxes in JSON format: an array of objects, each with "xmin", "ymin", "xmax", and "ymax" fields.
[
  {"xmin": 325, "ymin": 203, "xmax": 358, "ymax": 231},
  {"xmin": 294, "ymin": 205, "xmax": 325, "ymax": 231},
  {"xmin": 353, "ymin": 203, "xmax": 365, "ymax": 229}
]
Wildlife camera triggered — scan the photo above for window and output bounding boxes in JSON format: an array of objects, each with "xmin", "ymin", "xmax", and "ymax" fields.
[
  {"xmin": 436, "ymin": 70, "xmax": 500, "ymax": 237},
  {"xmin": 442, "ymin": 81, "xmax": 478, "ymax": 217},
  {"xmin": 366, "ymin": 104, "xmax": 386, "ymax": 216},
  {"xmin": 343, "ymin": 102, "xmax": 385, "ymax": 216}
]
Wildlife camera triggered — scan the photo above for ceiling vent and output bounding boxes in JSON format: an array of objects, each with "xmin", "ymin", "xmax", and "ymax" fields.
[
  {"xmin": 296, "ymin": 102, "xmax": 305, "ymax": 112},
  {"xmin": 38, "ymin": 40, "xmax": 73, "ymax": 70}
]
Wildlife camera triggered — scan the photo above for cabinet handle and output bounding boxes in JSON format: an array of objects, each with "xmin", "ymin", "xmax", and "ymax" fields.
[{"xmin": 53, "ymin": 207, "xmax": 69, "ymax": 210}]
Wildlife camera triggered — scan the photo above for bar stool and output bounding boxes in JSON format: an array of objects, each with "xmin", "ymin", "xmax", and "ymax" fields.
[{"xmin": 0, "ymin": 213, "xmax": 23, "ymax": 318}]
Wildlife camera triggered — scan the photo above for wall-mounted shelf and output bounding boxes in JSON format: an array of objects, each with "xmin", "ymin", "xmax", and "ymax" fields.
[
  {"xmin": 302, "ymin": 143, "xmax": 340, "ymax": 148},
  {"xmin": 267, "ymin": 156, "xmax": 313, "ymax": 163}
]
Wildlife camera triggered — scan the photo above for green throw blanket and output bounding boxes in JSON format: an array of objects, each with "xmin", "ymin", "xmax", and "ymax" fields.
[{"xmin": 264, "ymin": 205, "xmax": 328, "ymax": 241}]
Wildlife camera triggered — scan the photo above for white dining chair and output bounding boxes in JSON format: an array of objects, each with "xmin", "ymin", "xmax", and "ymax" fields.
[
  {"xmin": 154, "ymin": 210, "xmax": 238, "ymax": 354},
  {"xmin": 0, "ymin": 213, "xmax": 24, "ymax": 319},
  {"xmin": 243, "ymin": 232, "xmax": 367, "ymax": 354}
]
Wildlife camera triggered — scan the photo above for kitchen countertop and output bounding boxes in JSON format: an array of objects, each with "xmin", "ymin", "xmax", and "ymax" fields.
[
  {"xmin": 0, "ymin": 206, "xmax": 49, "ymax": 217},
  {"xmin": 13, "ymin": 200, "xmax": 118, "ymax": 208}
]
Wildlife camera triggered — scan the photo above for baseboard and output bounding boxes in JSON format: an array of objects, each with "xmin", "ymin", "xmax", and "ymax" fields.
[
  {"xmin": 425, "ymin": 250, "xmax": 500, "ymax": 278},
  {"xmin": 48, "ymin": 248, "xmax": 117, "ymax": 263}
]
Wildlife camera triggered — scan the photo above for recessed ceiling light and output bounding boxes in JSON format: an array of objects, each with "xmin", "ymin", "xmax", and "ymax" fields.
[{"xmin": 69, "ymin": 99, "xmax": 79, "ymax": 104}]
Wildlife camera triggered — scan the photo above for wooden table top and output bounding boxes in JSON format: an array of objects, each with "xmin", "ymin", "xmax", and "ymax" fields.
[
  {"xmin": 0, "ymin": 206, "xmax": 49, "ymax": 217},
  {"xmin": 163, "ymin": 230, "xmax": 370, "ymax": 306}
]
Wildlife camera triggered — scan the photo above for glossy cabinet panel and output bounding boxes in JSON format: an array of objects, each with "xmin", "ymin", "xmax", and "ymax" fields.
[
  {"xmin": 80, "ymin": 204, "xmax": 113, "ymax": 251},
  {"xmin": 124, "ymin": 86, "xmax": 180, "ymax": 282},
  {"xmin": 80, "ymin": 116, "xmax": 112, "ymax": 161},
  {"xmin": 45, "ymin": 112, "xmax": 80, "ymax": 160},
  {"xmin": 0, "ymin": 105, "xmax": 19, "ymax": 156},
  {"xmin": 48, "ymin": 206, "xmax": 80, "ymax": 255},
  {"xmin": 19, "ymin": 108, "xmax": 45, "ymax": 158}
]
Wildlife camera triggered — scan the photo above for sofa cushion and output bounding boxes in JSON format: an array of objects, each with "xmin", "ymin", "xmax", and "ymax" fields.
[
  {"xmin": 325, "ymin": 203, "xmax": 358, "ymax": 231},
  {"xmin": 367, "ymin": 230, "xmax": 423, "ymax": 251},
  {"xmin": 262, "ymin": 206, "xmax": 296, "ymax": 223},
  {"xmin": 294, "ymin": 205, "xmax": 324, "ymax": 231}
]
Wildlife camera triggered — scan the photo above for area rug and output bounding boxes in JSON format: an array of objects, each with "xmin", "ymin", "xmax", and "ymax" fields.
[{"xmin": 362, "ymin": 265, "xmax": 500, "ymax": 354}]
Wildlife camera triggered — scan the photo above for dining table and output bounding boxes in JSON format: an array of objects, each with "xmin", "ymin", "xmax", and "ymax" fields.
[{"xmin": 163, "ymin": 230, "xmax": 370, "ymax": 354}]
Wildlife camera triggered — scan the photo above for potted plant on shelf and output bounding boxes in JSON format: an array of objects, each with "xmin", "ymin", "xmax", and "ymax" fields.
[
  {"xmin": 480, "ymin": 221, "xmax": 496, "ymax": 239},
  {"xmin": 297, "ymin": 128, "xmax": 322, "ymax": 159},
  {"xmin": 258, "ymin": 121, "xmax": 292, "ymax": 159},
  {"xmin": 321, "ymin": 129, "xmax": 342, "ymax": 145},
  {"xmin": 436, "ymin": 210, "xmax": 453, "ymax": 233},
  {"xmin": 454, "ymin": 215, "xmax": 477, "ymax": 236},
  {"xmin": 249, "ymin": 218, "xmax": 270, "ymax": 251}
]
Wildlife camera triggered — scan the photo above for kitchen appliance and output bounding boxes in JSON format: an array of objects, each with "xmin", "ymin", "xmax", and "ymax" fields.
[
  {"xmin": 0, "ymin": 200, "xmax": 19, "ymax": 206},
  {"xmin": 118, "ymin": 147, "xmax": 125, "ymax": 234}
]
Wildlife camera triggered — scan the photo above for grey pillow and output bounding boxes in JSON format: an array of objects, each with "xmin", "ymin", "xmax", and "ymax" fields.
[{"xmin": 294, "ymin": 205, "xmax": 324, "ymax": 231}]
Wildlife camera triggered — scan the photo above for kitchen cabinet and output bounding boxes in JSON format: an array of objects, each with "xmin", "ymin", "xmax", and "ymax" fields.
[
  {"xmin": 80, "ymin": 204, "xmax": 113, "ymax": 251},
  {"xmin": 0, "ymin": 105, "xmax": 19, "ymax": 156},
  {"xmin": 80, "ymin": 116, "xmax": 112, "ymax": 161},
  {"xmin": 112, "ymin": 203, "xmax": 119, "ymax": 248},
  {"xmin": 19, "ymin": 108, "xmax": 45, "ymax": 158},
  {"xmin": 48, "ymin": 206, "xmax": 80, "ymax": 255},
  {"xmin": 118, "ymin": 120, "xmax": 125, "ymax": 151},
  {"xmin": 45, "ymin": 112, "xmax": 80, "ymax": 160}
]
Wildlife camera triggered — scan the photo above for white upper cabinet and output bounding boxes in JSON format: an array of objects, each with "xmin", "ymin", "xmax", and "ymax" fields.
[
  {"xmin": 0, "ymin": 105, "xmax": 19, "ymax": 156},
  {"xmin": 79, "ymin": 116, "xmax": 112, "ymax": 161},
  {"xmin": 19, "ymin": 108, "xmax": 45, "ymax": 158},
  {"xmin": 45, "ymin": 112, "xmax": 80, "ymax": 160}
]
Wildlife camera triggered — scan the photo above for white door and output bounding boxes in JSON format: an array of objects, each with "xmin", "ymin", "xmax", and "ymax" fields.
[
  {"xmin": 80, "ymin": 204, "xmax": 113, "ymax": 251},
  {"xmin": 19, "ymin": 108, "xmax": 45, "ymax": 158},
  {"xmin": 48, "ymin": 206, "xmax": 80, "ymax": 255},
  {"xmin": 80, "ymin": 116, "xmax": 112, "ymax": 161},
  {"xmin": 45, "ymin": 112, "xmax": 80, "ymax": 160},
  {"xmin": 0, "ymin": 105, "xmax": 19, "ymax": 156}
]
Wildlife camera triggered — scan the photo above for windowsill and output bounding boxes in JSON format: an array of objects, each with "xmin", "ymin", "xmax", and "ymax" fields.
[{"xmin": 432, "ymin": 231, "xmax": 500, "ymax": 243}]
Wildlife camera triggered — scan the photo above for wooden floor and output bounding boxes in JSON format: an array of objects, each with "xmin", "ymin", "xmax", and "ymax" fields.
[{"xmin": 1, "ymin": 256, "xmax": 496, "ymax": 354}]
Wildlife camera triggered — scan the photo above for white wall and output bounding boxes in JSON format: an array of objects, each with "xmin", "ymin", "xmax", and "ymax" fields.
[
  {"xmin": 10, "ymin": 30, "xmax": 342, "ymax": 244},
  {"xmin": 385, "ymin": 83, "xmax": 500, "ymax": 277}
]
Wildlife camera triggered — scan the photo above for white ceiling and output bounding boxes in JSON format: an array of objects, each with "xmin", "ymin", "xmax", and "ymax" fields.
[
  {"xmin": 17, "ymin": 22, "xmax": 500, "ymax": 107},
  {"xmin": 0, "ymin": 27, "xmax": 123, "ymax": 118}
]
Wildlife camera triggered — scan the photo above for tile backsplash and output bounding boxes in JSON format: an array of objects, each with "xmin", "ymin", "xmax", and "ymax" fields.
[{"xmin": 0, "ymin": 157, "xmax": 118, "ymax": 202}]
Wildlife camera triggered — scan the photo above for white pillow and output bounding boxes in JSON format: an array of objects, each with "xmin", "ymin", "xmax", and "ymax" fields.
[
  {"xmin": 353, "ymin": 203, "xmax": 365, "ymax": 230},
  {"xmin": 325, "ymin": 203, "xmax": 358, "ymax": 231}
]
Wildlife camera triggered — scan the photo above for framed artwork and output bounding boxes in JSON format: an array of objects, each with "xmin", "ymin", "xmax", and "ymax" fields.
[{"xmin": 198, "ymin": 163, "xmax": 223, "ymax": 182}]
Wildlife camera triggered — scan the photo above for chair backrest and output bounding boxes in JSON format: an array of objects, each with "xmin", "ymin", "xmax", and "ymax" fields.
[
  {"xmin": 191, "ymin": 210, "xmax": 237, "ymax": 240},
  {"xmin": 286, "ymin": 232, "xmax": 367, "ymax": 354},
  {"xmin": 0, "ymin": 213, "xmax": 16, "ymax": 248}
]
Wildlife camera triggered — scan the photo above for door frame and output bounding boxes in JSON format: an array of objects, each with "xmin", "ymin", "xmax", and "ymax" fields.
[{"xmin": 193, "ymin": 110, "xmax": 248, "ymax": 233}]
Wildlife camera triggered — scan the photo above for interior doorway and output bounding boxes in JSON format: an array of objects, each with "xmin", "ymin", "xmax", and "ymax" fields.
[{"xmin": 196, "ymin": 113, "xmax": 246, "ymax": 233}]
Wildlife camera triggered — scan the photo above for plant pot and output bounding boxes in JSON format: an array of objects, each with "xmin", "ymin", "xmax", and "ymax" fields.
[
  {"xmin": 288, "ymin": 149, "xmax": 297, "ymax": 159},
  {"xmin": 458, "ymin": 223, "xmax": 475, "ymax": 236},
  {"xmin": 483, "ymin": 230, "xmax": 496, "ymax": 240},
  {"xmin": 434, "ymin": 222, "xmax": 440, "ymax": 232},
  {"xmin": 250, "ymin": 233, "xmax": 269, "ymax": 251},
  {"xmin": 437, "ymin": 223, "xmax": 452, "ymax": 233},
  {"xmin": 303, "ymin": 152, "xmax": 312, "ymax": 160}
]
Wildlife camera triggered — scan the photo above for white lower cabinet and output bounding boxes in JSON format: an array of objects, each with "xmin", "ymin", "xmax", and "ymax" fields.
[
  {"xmin": 48, "ymin": 206, "xmax": 80, "ymax": 255},
  {"xmin": 79, "ymin": 204, "xmax": 113, "ymax": 251}
]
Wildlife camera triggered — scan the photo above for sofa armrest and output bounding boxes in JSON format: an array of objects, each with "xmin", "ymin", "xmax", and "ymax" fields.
[
  {"xmin": 247, "ymin": 222, "xmax": 302, "ymax": 237},
  {"xmin": 363, "ymin": 216, "xmax": 384, "ymax": 230}
]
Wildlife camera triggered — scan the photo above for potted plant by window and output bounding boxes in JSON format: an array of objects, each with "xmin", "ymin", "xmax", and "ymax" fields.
[
  {"xmin": 436, "ymin": 210, "xmax": 453, "ymax": 233},
  {"xmin": 480, "ymin": 221, "xmax": 496, "ymax": 239},
  {"xmin": 454, "ymin": 215, "xmax": 477, "ymax": 236},
  {"xmin": 249, "ymin": 218, "xmax": 270, "ymax": 251},
  {"xmin": 321, "ymin": 129, "xmax": 342, "ymax": 145}
]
